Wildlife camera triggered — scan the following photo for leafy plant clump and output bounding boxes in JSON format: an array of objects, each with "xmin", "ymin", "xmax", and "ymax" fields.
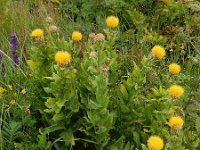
[{"xmin": 0, "ymin": 1, "xmax": 199, "ymax": 150}]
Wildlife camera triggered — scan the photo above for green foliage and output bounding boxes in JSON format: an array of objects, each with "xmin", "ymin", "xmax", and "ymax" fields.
[{"xmin": 0, "ymin": 0, "xmax": 199, "ymax": 149}]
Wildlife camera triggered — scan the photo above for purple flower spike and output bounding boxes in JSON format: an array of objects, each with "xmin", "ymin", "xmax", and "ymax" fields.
[{"xmin": 10, "ymin": 32, "xmax": 19, "ymax": 65}]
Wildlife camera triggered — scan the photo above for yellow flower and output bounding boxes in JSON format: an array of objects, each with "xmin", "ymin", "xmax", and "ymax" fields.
[
  {"xmin": 106, "ymin": 16, "xmax": 119, "ymax": 28},
  {"xmin": 55, "ymin": 51, "xmax": 71, "ymax": 66},
  {"xmin": 72, "ymin": 31, "xmax": 82, "ymax": 41},
  {"xmin": 7, "ymin": 85, "xmax": 13, "ymax": 90},
  {"xmin": 21, "ymin": 88, "xmax": 27, "ymax": 95},
  {"xmin": 31, "ymin": 29, "xmax": 44, "ymax": 38},
  {"xmin": 169, "ymin": 116, "xmax": 184, "ymax": 130},
  {"xmin": 147, "ymin": 136, "xmax": 164, "ymax": 150},
  {"xmin": 151, "ymin": 45, "xmax": 166, "ymax": 59},
  {"xmin": 0, "ymin": 86, "xmax": 5, "ymax": 95},
  {"xmin": 24, "ymin": 106, "xmax": 30, "ymax": 114},
  {"xmin": 169, "ymin": 85, "xmax": 184, "ymax": 98},
  {"xmin": 9, "ymin": 100, "xmax": 16, "ymax": 106},
  {"xmin": 169, "ymin": 63, "xmax": 181, "ymax": 75}
]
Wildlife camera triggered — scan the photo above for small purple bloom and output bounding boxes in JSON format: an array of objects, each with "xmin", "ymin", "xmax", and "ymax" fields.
[{"xmin": 10, "ymin": 32, "xmax": 19, "ymax": 65}]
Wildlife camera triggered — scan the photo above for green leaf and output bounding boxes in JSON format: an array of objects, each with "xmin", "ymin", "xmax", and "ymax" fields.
[
  {"xmin": 60, "ymin": 128, "xmax": 75, "ymax": 146},
  {"xmin": 109, "ymin": 145, "xmax": 119, "ymax": 150},
  {"xmin": 120, "ymin": 84, "xmax": 129, "ymax": 100},
  {"xmin": 109, "ymin": 136, "xmax": 125, "ymax": 150},
  {"xmin": 44, "ymin": 98, "xmax": 61, "ymax": 114},
  {"xmin": 133, "ymin": 132, "xmax": 140, "ymax": 147},
  {"xmin": 43, "ymin": 87, "xmax": 53, "ymax": 93},
  {"xmin": 45, "ymin": 98, "xmax": 56, "ymax": 109},
  {"xmin": 87, "ymin": 111, "xmax": 100, "ymax": 125},
  {"xmin": 88, "ymin": 100, "xmax": 102, "ymax": 109},
  {"xmin": 45, "ymin": 124, "xmax": 65, "ymax": 133},
  {"xmin": 52, "ymin": 112, "xmax": 64, "ymax": 121},
  {"xmin": 127, "ymin": 10, "xmax": 146, "ymax": 28},
  {"xmin": 132, "ymin": 63, "xmax": 141, "ymax": 78},
  {"xmin": 124, "ymin": 142, "xmax": 131, "ymax": 150},
  {"xmin": 96, "ymin": 74, "xmax": 109, "ymax": 108},
  {"xmin": 26, "ymin": 60, "xmax": 40, "ymax": 70},
  {"xmin": 100, "ymin": 111, "xmax": 113, "ymax": 129},
  {"xmin": 38, "ymin": 129, "xmax": 47, "ymax": 148},
  {"xmin": 196, "ymin": 117, "xmax": 200, "ymax": 133},
  {"xmin": 96, "ymin": 127, "xmax": 107, "ymax": 134},
  {"xmin": 141, "ymin": 144, "xmax": 148, "ymax": 150},
  {"xmin": 43, "ymin": 73, "xmax": 61, "ymax": 81},
  {"xmin": 38, "ymin": 129, "xmax": 52, "ymax": 150},
  {"xmin": 56, "ymin": 99, "xmax": 66, "ymax": 109},
  {"xmin": 120, "ymin": 104, "xmax": 130, "ymax": 113}
]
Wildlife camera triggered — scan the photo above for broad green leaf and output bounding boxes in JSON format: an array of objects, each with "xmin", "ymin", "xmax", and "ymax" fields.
[
  {"xmin": 109, "ymin": 145, "xmax": 119, "ymax": 150},
  {"xmin": 96, "ymin": 127, "xmax": 107, "ymax": 134},
  {"xmin": 109, "ymin": 136, "xmax": 125, "ymax": 150},
  {"xmin": 124, "ymin": 142, "xmax": 131, "ymax": 150},
  {"xmin": 43, "ymin": 87, "xmax": 53, "ymax": 93},
  {"xmin": 45, "ymin": 98, "xmax": 56, "ymax": 108},
  {"xmin": 133, "ymin": 132, "xmax": 140, "ymax": 147},
  {"xmin": 56, "ymin": 99, "xmax": 66, "ymax": 109},
  {"xmin": 38, "ymin": 129, "xmax": 47, "ymax": 148},
  {"xmin": 60, "ymin": 128, "xmax": 75, "ymax": 146},
  {"xmin": 52, "ymin": 112, "xmax": 64, "ymax": 121},
  {"xmin": 43, "ymin": 73, "xmax": 61, "ymax": 81},
  {"xmin": 87, "ymin": 111, "xmax": 100, "ymax": 125},
  {"xmin": 88, "ymin": 100, "xmax": 102, "ymax": 109}
]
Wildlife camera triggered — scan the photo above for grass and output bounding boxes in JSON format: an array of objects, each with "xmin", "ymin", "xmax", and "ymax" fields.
[{"xmin": 0, "ymin": 0, "xmax": 199, "ymax": 149}]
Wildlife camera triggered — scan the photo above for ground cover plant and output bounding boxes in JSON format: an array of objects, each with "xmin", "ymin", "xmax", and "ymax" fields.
[{"xmin": 0, "ymin": 0, "xmax": 200, "ymax": 150}]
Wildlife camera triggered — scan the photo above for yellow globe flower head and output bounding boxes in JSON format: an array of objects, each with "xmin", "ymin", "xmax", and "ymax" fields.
[
  {"xmin": 72, "ymin": 31, "xmax": 82, "ymax": 41},
  {"xmin": 21, "ymin": 88, "xmax": 27, "ymax": 95},
  {"xmin": 151, "ymin": 45, "xmax": 166, "ymax": 59},
  {"xmin": 147, "ymin": 136, "xmax": 164, "ymax": 150},
  {"xmin": 106, "ymin": 16, "xmax": 119, "ymax": 28},
  {"xmin": 55, "ymin": 51, "xmax": 71, "ymax": 66},
  {"xmin": 169, "ymin": 85, "xmax": 184, "ymax": 98},
  {"xmin": 31, "ymin": 29, "xmax": 44, "ymax": 38},
  {"xmin": 0, "ymin": 86, "xmax": 6, "ymax": 95},
  {"xmin": 169, "ymin": 63, "xmax": 181, "ymax": 75},
  {"xmin": 169, "ymin": 116, "xmax": 184, "ymax": 130}
]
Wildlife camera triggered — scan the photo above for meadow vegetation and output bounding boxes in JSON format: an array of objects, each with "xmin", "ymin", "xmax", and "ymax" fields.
[{"xmin": 0, "ymin": 0, "xmax": 199, "ymax": 150}]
